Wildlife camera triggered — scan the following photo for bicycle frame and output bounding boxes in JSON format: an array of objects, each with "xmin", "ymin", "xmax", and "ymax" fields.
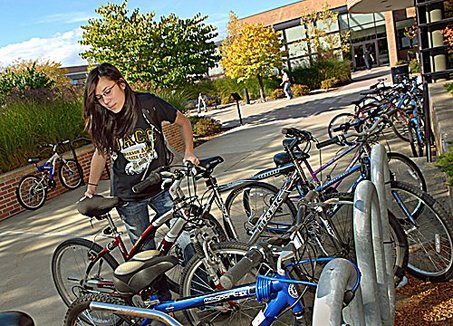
[{"xmin": 35, "ymin": 152, "xmax": 60, "ymax": 180}]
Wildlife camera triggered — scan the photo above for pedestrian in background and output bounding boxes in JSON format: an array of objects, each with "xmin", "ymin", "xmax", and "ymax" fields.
[
  {"xmin": 280, "ymin": 70, "xmax": 293, "ymax": 99},
  {"xmin": 197, "ymin": 92, "xmax": 207, "ymax": 113}
]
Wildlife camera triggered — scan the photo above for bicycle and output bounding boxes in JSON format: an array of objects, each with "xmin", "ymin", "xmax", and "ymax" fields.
[
  {"xmin": 51, "ymin": 157, "xmax": 230, "ymax": 316},
  {"xmin": 16, "ymin": 140, "xmax": 83, "ymax": 210},
  {"xmin": 64, "ymin": 204, "xmax": 362, "ymax": 326},
  {"xmin": 226, "ymin": 115, "xmax": 453, "ymax": 281}
]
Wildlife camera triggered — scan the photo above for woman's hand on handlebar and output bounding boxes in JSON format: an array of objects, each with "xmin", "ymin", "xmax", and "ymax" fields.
[{"xmin": 184, "ymin": 152, "xmax": 200, "ymax": 166}]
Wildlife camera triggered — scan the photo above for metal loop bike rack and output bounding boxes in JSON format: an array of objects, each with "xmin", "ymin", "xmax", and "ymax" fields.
[
  {"xmin": 312, "ymin": 258, "xmax": 365, "ymax": 326},
  {"xmin": 313, "ymin": 144, "xmax": 396, "ymax": 325}
]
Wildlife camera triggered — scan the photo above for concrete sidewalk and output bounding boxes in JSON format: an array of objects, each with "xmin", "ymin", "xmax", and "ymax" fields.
[{"xmin": 0, "ymin": 66, "xmax": 449, "ymax": 325}]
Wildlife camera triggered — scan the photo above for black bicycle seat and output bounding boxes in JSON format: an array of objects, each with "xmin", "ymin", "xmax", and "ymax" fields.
[
  {"xmin": 199, "ymin": 156, "xmax": 224, "ymax": 171},
  {"xmin": 273, "ymin": 151, "xmax": 309, "ymax": 166},
  {"xmin": 77, "ymin": 195, "xmax": 121, "ymax": 218},
  {"xmin": 0, "ymin": 311, "xmax": 34, "ymax": 326}
]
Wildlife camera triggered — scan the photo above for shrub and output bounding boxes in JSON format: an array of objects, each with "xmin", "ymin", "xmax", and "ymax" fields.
[
  {"xmin": 292, "ymin": 84, "xmax": 310, "ymax": 96},
  {"xmin": 192, "ymin": 117, "xmax": 222, "ymax": 137},
  {"xmin": 409, "ymin": 59, "xmax": 421, "ymax": 73},
  {"xmin": 292, "ymin": 58, "xmax": 351, "ymax": 90},
  {"xmin": 446, "ymin": 82, "xmax": 453, "ymax": 95},
  {"xmin": 435, "ymin": 144, "xmax": 453, "ymax": 185},
  {"xmin": 270, "ymin": 88, "xmax": 285, "ymax": 100},
  {"xmin": 321, "ymin": 77, "xmax": 340, "ymax": 90}
]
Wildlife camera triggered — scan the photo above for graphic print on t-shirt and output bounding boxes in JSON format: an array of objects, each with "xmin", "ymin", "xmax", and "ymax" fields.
[{"xmin": 115, "ymin": 127, "xmax": 157, "ymax": 175}]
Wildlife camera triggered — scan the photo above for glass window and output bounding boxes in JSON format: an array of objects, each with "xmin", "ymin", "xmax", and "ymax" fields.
[
  {"xmin": 290, "ymin": 56, "xmax": 311, "ymax": 68},
  {"xmin": 285, "ymin": 25, "xmax": 306, "ymax": 43},
  {"xmin": 287, "ymin": 41, "xmax": 309, "ymax": 58},
  {"xmin": 316, "ymin": 19, "xmax": 339, "ymax": 33},
  {"xmin": 348, "ymin": 13, "xmax": 375, "ymax": 28},
  {"xmin": 339, "ymin": 13, "xmax": 349, "ymax": 31},
  {"xmin": 374, "ymin": 13, "xmax": 385, "ymax": 22}
]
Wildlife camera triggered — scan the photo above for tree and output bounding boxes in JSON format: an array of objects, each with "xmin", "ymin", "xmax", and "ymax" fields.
[
  {"xmin": 220, "ymin": 12, "xmax": 283, "ymax": 101},
  {"xmin": 300, "ymin": 3, "xmax": 350, "ymax": 62},
  {"xmin": 80, "ymin": 0, "xmax": 218, "ymax": 88}
]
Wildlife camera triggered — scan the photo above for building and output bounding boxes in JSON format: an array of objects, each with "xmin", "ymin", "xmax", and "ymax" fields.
[
  {"xmin": 238, "ymin": 0, "xmax": 418, "ymax": 71},
  {"xmin": 63, "ymin": 65, "xmax": 89, "ymax": 85}
]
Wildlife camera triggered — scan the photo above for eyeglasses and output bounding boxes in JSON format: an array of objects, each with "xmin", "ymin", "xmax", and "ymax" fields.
[{"xmin": 94, "ymin": 81, "xmax": 118, "ymax": 103}]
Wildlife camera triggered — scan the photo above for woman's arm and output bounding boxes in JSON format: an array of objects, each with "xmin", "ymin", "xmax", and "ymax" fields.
[
  {"xmin": 174, "ymin": 111, "xmax": 200, "ymax": 165},
  {"xmin": 84, "ymin": 149, "xmax": 107, "ymax": 197}
]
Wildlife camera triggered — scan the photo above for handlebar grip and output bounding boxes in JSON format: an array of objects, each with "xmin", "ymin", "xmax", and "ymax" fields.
[
  {"xmin": 316, "ymin": 136, "xmax": 340, "ymax": 149},
  {"xmin": 333, "ymin": 122, "xmax": 350, "ymax": 133},
  {"xmin": 132, "ymin": 172, "xmax": 162, "ymax": 193},
  {"xmin": 220, "ymin": 248, "xmax": 263, "ymax": 290}
]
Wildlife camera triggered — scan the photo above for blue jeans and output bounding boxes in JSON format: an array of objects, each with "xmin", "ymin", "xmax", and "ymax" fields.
[{"xmin": 116, "ymin": 190, "xmax": 191, "ymax": 254}]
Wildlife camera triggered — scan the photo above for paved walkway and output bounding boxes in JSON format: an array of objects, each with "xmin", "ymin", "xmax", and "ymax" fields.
[{"xmin": 0, "ymin": 66, "xmax": 449, "ymax": 325}]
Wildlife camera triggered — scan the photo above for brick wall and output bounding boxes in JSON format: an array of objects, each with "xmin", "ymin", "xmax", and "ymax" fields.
[{"xmin": 0, "ymin": 145, "xmax": 110, "ymax": 222}]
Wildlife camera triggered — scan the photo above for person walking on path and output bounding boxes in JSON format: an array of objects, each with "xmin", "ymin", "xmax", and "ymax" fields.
[
  {"xmin": 280, "ymin": 70, "xmax": 293, "ymax": 99},
  {"xmin": 83, "ymin": 63, "xmax": 199, "ymax": 256},
  {"xmin": 197, "ymin": 92, "xmax": 207, "ymax": 113},
  {"xmin": 363, "ymin": 47, "xmax": 374, "ymax": 70}
]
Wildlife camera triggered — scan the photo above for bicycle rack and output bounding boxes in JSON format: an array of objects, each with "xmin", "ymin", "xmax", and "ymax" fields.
[
  {"xmin": 312, "ymin": 258, "xmax": 365, "ymax": 325},
  {"xmin": 313, "ymin": 144, "xmax": 396, "ymax": 325}
]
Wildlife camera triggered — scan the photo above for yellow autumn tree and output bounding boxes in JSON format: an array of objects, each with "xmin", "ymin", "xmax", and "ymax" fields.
[{"xmin": 220, "ymin": 12, "xmax": 283, "ymax": 101}]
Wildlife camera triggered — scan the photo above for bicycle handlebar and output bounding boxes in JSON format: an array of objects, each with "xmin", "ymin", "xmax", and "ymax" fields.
[
  {"xmin": 220, "ymin": 245, "xmax": 266, "ymax": 290},
  {"xmin": 132, "ymin": 171, "xmax": 163, "ymax": 194}
]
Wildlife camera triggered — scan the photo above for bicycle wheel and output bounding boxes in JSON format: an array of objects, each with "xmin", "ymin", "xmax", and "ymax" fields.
[
  {"xmin": 16, "ymin": 174, "xmax": 48, "ymax": 210},
  {"xmin": 59, "ymin": 159, "xmax": 83, "ymax": 189},
  {"xmin": 225, "ymin": 182, "xmax": 297, "ymax": 243},
  {"xmin": 391, "ymin": 111, "xmax": 410, "ymax": 142},
  {"xmin": 52, "ymin": 238, "xmax": 119, "ymax": 307},
  {"xmin": 181, "ymin": 241, "xmax": 294, "ymax": 325},
  {"xmin": 314, "ymin": 192, "xmax": 408, "ymax": 283},
  {"xmin": 64, "ymin": 293, "xmax": 131, "ymax": 326},
  {"xmin": 153, "ymin": 212, "xmax": 227, "ymax": 295},
  {"xmin": 387, "ymin": 152, "xmax": 427, "ymax": 192},
  {"xmin": 387, "ymin": 181, "xmax": 453, "ymax": 281},
  {"xmin": 327, "ymin": 112, "xmax": 358, "ymax": 142}
]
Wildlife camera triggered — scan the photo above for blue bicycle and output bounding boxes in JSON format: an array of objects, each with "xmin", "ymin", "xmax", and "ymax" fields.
[{"xmin": 63, "ymin": 226, "xmax": 361, "ymax": 325}]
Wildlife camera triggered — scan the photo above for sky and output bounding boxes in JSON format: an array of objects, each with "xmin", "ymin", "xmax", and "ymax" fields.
[{"xmin": 0, "ymin": 0, "xmax": 299, "ymax": 68}]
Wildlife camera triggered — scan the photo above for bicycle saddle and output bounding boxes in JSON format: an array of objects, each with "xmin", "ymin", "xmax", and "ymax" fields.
[
  {"xmin": 77, "ymin": 195, "xmax": 121, "ymax": 218},
  {"xmin": 273, "ymin": 151, "xmax": 309, "ymax": 166},
  {"xmin": 199, "ymin": 156, "xmax": 224, "ymax": 171},
  {"xmin": 27, "ymin": 158, "xmax": 40, "ymax": 164},
  {"xmin": 0, "ymin": 311, "xmax": 34, "ymax": 326},
  {"xmin": 113, "ymin": 256, "xmax": 178, "ymax": 294}
]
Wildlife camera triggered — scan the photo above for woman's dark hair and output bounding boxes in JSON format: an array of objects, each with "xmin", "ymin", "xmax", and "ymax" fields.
[{"xmin": 83, "ymin": 63, "xmax": 138, "ymax": 154}]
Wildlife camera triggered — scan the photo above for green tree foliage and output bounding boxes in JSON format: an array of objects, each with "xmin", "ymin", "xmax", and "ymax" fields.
[
  {"xmin": 80, "ymin": 0, "xmax": 218, "ymax": 88},
  {"xmin": 220, "ymin": 12, "xmax": 283, "ymax": 101}
]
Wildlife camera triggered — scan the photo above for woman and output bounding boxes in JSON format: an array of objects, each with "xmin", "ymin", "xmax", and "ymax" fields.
[{"xmin": 83, "ymin": 63, "xmax": 199, "ymax": 251}]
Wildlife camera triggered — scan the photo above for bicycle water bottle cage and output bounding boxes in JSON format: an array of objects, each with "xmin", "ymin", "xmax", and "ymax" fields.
[{"xmin": 77, "ymin": 195, "xmax": 121, "ymax": 219}]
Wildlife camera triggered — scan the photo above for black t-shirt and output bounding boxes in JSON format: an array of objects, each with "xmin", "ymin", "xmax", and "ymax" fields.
[{"xmin": 111, "ymin": 93, "xmax": 177, "ymax": 201}]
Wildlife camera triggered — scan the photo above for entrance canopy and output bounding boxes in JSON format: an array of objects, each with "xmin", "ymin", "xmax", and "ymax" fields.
[{"xmin": 347, "ymin": 0, "xmax": 413, "ymax": 13}]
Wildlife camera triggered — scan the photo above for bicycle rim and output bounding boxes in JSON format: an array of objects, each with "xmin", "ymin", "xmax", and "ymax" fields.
[
  {"xmin": 388, "ymin": 181, "xmax": 453, "ymax": 281},
  {"xmin": 387, "ymin": 152, "xmax": 427, "ymax": 192},
  {"xmin": 52, "ymin": 238, "xmax": 119, "ymax": 307},
  {"xmin": 60, "ymin": 159, "xmax": 83, "ymax": 189},
  {"xmin": 16, "ymin": 175, "xmax": 47, "ymax": 210}
]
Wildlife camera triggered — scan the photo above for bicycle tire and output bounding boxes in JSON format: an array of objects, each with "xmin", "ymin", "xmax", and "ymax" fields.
[
  {"xmin": 153, "ymin": 212, "xmax": 227, "ymax": 295},
  {"xmin": 15, "ymin": 174, "xmax": 48, "ymax": 210},
  {"xmin": 51, "ymin": 238, "xmax": 119, "ymax": 308},
  {"xmin": 59, "ymin": 159, "xmax": 83, "ymax": 190},
  {"xmin": 317, "ymin": 192, "xmax": 408, "ymax": 284},
  {"xmin": 224, "ymin": 181, "xmax": 297, "ymax": 243},
  {"xmin": 64, "ymin": 293, "xmax": 131, "ymax": 326},
  {"xmin": 387, "ymin": 152, "xmax": 427, "ymax": 192},
  {"xmin": 327, "ymin": 112, "xmax": 358, "ymax": 143},
  {"xmin": 391, "ymin": 111, "xmax": 410, "ymax": 142},
  {"xmin": 388, "ymin": 181, "xmax": 453, "ymax": 281},
  {"xmin": 181, "ymin": 241, "xmax": 295, "ymax": 326}
]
